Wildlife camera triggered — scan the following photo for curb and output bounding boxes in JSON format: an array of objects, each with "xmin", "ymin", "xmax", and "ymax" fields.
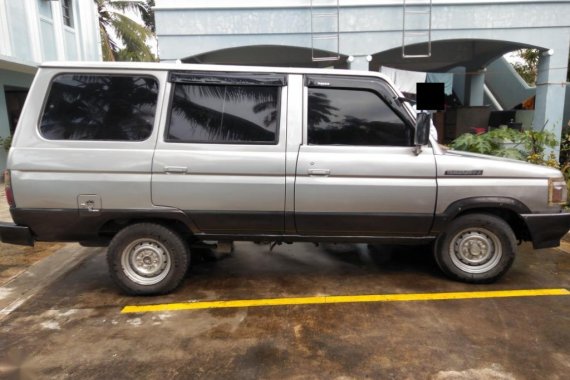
[{"xmin": 0, "ymin": 244, "xmax": 101, "ymax": 321}]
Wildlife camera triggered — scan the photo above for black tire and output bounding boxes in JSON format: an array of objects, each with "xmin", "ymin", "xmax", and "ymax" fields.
[
  {"xmin": 434, "ymin": 213, "xmax": 516, "ymax": 283},
  {"xmin": 107, "ymin": 223, "xmax": 190, "ymax": 296}
]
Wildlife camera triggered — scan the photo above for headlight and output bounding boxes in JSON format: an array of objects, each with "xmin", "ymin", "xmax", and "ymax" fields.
[{"xmin": 549, "ymin": 177, "xmax": 568, "ymax": 205}]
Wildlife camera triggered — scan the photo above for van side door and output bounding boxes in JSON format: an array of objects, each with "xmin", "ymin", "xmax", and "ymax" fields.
[
  {"xmin": 294, "ymin": 75, "xmax": 437, "ymax": 236},
  {"xmin": 151, "ymin": 72, "xmax": 288, "ymax": 234}
]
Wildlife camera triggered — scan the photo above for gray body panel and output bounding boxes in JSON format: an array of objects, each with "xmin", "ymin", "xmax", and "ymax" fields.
[
  {"xmin": 435, "ymin": 150, "xmax": 561, "ymax": 215},
  {"xmin": 294, "ymin": 146, "xmax": 437, "ymax": 235},
  {"xmin": 9, "ymin": 68, "xmax": 169, "ymax": 212}
]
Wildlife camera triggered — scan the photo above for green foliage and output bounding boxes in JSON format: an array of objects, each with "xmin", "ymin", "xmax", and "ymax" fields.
[
  {"xmin": 450, "ymin": 128, "xmax": 557, "ymax": 166},
  {"xmin": 450, "ymin": 128, "xmax": 526, "ymax": 160},
  {"xmin": 523, "ymin": 130, "xmax": 558, "ymax": 167},
  {"xmin": 96, "ymin": 0, "xmax": 156, "ymax": 62},
  {"xmin": 513, "ymin": 49, "xmax": 540, "ymax": 86},
  {"xmin": 0, "ymin": 135, "xmax": 12, "ymax": 152},
  {"xmin": 452, "ymin": 127, "xmax": 570, "ymax": 205},
  {"xmin": 560, "ymin": 128, "xmax": 570, "ymax": 164},
  {"xmin": 141, "ymin": 0, "xmax": 155, "ymax": 34},
  {"xmin": 511, "ymin": 48, "xmax": 570, "ymax": 85}
]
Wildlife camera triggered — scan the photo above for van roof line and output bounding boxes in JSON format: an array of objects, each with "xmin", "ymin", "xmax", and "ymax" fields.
[{"xmin": 38, "ymin": 61, "xmax": 390, "ymax": 81}]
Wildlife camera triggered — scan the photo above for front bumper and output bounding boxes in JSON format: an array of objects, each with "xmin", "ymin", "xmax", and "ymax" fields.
[
  {"xmin": 0, "ymin": 222, "xmax": 34, "ymax": 246},
  {"xmin": 522, "ymin": 213, "xmax": 570, "ymax": 249}
]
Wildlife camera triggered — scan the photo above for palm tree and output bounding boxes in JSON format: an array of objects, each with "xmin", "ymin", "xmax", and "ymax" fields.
[{"xmin": 96, "ymin": 0, "xmax": 156, "ymax": 62}]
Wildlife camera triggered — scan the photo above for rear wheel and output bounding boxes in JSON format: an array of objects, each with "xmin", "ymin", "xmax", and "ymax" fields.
[
  {"xmin": 107, "ymin": 223, "xmax": 190, "ymax": 295},
  {"xmin": 434, "ymin": 214, "xmax": 516, "ymax": 283}
]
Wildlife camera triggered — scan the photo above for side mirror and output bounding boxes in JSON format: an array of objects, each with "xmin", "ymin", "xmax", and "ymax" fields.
[{"xmin": 414, "ymin": 112, "xmax": 431, "ymax": 146}]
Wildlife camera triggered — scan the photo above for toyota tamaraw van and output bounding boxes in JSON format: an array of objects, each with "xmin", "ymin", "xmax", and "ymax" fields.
[{"xmin": 1, "ymin": 62, "xmax": 569, "ymax": 295}]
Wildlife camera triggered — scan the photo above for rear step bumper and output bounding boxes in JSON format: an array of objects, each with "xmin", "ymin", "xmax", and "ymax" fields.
[{"xmin": 0, "ymin": 222, "xmax": 34, "ymax": 246}]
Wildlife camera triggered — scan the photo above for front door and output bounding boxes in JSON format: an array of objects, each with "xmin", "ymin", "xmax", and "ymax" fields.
[
  {"xmin": 294, "ymin": 75, "xmax": 437, "ymax": 236},
  {"xmin": 151, "ymin": 72, "xmax": 288, "ymax": 234}
]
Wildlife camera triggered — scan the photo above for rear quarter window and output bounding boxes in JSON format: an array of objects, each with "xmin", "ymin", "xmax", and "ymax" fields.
[{"xmin": 39, "ymin": 74, "xmax": 159, "ymax": 141}]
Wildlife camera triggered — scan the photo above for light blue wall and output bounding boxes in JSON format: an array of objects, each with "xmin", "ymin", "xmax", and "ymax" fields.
[
  {"xmin": 64, "ymin": 29, "xmax": 79, "ymax": 60},
  {"xmin": 37, "ymin": 0, "xmax": 58, "ymax": 62},
  {"xmin": 6, "ymin": 1, "xmax": 33, "ymax": 61},
  {"xmin": 0, "ymin": 69, "xmax": 34, "ymax": 171},
  {"xmin": 156, "ymin": 2, "xmax": 570, "ymax": 61},
  {"xmin": 40, "ymin": 19, "xmax": 58, "ymax": 61}
]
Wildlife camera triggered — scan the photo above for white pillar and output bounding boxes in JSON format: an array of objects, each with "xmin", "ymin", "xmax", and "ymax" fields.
[{"xmin": 533, "ymin": 46, "xmax": 570, "ymax": 157}]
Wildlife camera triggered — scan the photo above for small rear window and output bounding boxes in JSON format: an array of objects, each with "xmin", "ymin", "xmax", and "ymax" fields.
[{"xmin": 40, "ymin": 74, "xmax": 159, "ymax": 141}]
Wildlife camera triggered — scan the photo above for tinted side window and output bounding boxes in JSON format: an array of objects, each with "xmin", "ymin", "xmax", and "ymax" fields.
[
  {"xmin": 308, "ymin": 88, "xmax": 411, "ymax": 146},
  {"xmin": 40, "ymin": 74, "xmax": 158, "ymax": 141},
  {"xmin": 167, "ymin": 84, "xmax": 279, "ymax": 144}
]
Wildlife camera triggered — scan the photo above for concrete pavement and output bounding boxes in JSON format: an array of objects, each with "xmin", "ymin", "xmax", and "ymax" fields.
[
  {"xmin": 0, "ymin": 187, "xmax": 93, "ymax": 322},
  {"xmin": 0, "ymin": 241, "xmax": 568, "ymax": 379}
]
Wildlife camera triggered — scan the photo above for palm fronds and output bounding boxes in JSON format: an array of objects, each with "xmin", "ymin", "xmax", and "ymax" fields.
[{"xmin": 95, "ymin": 0, "xmax": 156, "ymax": 62}]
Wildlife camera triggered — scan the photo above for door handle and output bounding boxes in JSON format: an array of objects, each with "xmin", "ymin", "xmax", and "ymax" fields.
[
  {"xmin": 164, "ymin": 166, "xmax": 188, "ymax": 174},
  {"xmin": 308, "ymin": 168, "xmax": 331, "ymax": 176}
]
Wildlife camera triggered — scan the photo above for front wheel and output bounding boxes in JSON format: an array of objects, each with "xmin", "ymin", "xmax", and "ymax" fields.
[
  {"xmin": 434, "ymin": 214, "xmax": 516, "ymax": 283},
  {"xmin": 107, "ymin": 223, "xmax": 190, "ymax": 295}
]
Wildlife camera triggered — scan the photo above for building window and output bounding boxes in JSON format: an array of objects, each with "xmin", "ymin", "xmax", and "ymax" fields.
[
  {"xmin": 40, "ymin": 74, "xmax": 159, "ymax": 141},
  {"xmin": 308, "ymin": 88, "xmax": 412, "ymax": 146},
  {"xmin": 166, "ymin": 84, "xmax": 280, "ymax": 144},
  {"xmin": 37, "ymin": 0, "xmax": 53, "ymax": 19},
  {"xmin": 61, "ymin": 0, "xmax": 73, "ymax": 28}
]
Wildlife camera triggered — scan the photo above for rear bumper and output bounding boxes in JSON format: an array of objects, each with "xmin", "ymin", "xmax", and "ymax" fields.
[
  {"xmin": 522, "ymin": 213, "xmax": 570, "ymax": 249},
  {"xmin": 0, "ymin": 222, "xmax": 34, "ymax": 246}
]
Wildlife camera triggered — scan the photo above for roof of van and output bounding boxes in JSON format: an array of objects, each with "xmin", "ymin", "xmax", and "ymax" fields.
[{"xmin": 39, "ymin": 61, "xmax": 391, "ymax": 81}]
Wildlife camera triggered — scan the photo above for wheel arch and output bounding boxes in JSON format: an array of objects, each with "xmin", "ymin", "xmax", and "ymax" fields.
[
  {"xmin": 432, "ymin": 197, "xmax": 532, "ymax": 242},
  {"xmin": 99, "ymin": 217, "xmax": 194, "ymax": 241}
]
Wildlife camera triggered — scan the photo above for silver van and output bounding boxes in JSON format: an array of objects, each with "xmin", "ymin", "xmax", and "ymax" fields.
[{"xmin": 1, "ymin": 62, "xmax": 569, "ymax": 295}]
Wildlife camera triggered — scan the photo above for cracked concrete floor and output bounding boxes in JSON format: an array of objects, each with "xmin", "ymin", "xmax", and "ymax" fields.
[
  {"xmin": 0, "ymin": 189, "xmax": 66, "ymax": 286},
  {"xmin": 0, "ymin": 242, "xmax": 569, "ymax": 379}
]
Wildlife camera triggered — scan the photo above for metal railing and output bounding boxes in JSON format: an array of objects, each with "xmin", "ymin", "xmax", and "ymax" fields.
[{"xmin": 311, "ymin": 0, "xmax": 340, "ymax": 62}]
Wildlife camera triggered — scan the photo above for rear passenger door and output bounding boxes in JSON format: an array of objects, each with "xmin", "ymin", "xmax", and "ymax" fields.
[
  {"xmin": 294, "ymin": 75, "xmax": 437, "ymax": 236},
  {"xmin": 151, "ymin": 72, "xmax": 288, "ymax": 234}
]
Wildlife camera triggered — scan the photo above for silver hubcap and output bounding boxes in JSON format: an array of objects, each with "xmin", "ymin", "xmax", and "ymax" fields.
[
  {"xmin": 121, "ymin": 239, "xmax": 172, "ymax": 285},
  {"xmin": 449, "ymin": 227, "xmax": 502, "ymax": 274}
]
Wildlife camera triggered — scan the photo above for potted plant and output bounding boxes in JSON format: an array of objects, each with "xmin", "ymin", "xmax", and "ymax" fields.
[{"xmin": 0, "ymin": 135, "xmax": 12, "ymax": 152}]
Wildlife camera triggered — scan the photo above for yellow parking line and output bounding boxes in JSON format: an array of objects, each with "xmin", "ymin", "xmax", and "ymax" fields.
[{"xmin": 121, "ymin": 288, "xmax": 570, "ymax": 314}]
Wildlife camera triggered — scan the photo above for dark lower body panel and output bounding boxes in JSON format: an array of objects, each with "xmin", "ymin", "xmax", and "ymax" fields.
[
  {"xmin": 521, "ymin": 213, "xmax": 570, "ymax": 249},
  {"xmin": 5, "ymin": 208, "xmax": 568, "ymax": 251},
  {"xmin": 0, "ymin": 222, "xmax": 34, "ymax": 246},
  {"xmin": 294, "ymin": 212, "xmax": 433, "ymax": 235},
  {"xmin": 5, "ymin": 208, "xmax": 436, "ymax": 246},
  {"xmin": 8, "ymin": 208, "xmax": 196, "ymax": 244}
]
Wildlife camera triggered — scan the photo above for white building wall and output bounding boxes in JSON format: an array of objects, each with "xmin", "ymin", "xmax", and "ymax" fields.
[{"xmin": 0, "ymin": 0, "xmax": 101, "ymax": 64}]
